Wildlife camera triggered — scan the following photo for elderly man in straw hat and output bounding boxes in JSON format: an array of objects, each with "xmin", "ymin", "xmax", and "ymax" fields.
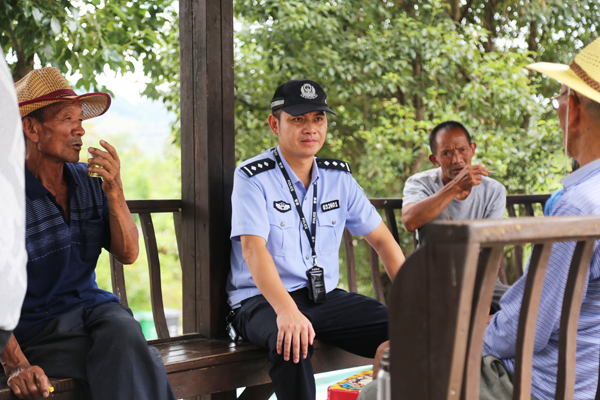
[
  {"xmin": 480, "ymin": 37, "xmax": 600, "ymax": 400},
  {"xmin": 0, "ymin": 67, "xmax": 176, "ymax": 400},
  {"xmin": 359, "ymin": 37, "xmax": 600, "ymax": 400}
]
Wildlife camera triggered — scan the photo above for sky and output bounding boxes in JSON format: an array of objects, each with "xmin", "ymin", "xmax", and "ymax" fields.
[
  {"xmin": 95, "ymin": 63, "xmax": 152, "ymax": 105},
  {"xmin": 77, "ymin": 62, "xmax": 177, "ymax": 156}
]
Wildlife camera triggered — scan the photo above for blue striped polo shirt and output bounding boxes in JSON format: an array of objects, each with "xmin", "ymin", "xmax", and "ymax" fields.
[
  {"xmin": 483, "ymin": 157, "xmax": 600, "ymax": 400},
  {"xmin": 14, "ymin": 163, "xmax": 119, "ymax": 345}
]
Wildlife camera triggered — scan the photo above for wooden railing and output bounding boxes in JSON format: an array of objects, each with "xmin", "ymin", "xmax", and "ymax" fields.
[
  {"xmin": 340, "ymin": 198, "xmax": 403, "ymax": 305},
  {"xmin": 109, "ymin": 199, "xmax": 183, "ymax": 340},
  {"xmin": 389, "ymin": 216, "xmax": 600, "ymax": 399},
  {"xmin": 108, "ymin": 194, "xmax": 554, "ymax": 339},
  {"xmin": 505, "ymin": 194, "xmax": 550, "ymax": 280}
]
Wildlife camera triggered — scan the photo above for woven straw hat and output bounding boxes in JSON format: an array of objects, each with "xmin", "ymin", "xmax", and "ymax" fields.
[
  {"xmin": 15, "ymin": 67, "xmax": 111, "ymax": 119},
  {"xmin": 527, "ymin": 37, "xmax": 600, "ymax": 104}
]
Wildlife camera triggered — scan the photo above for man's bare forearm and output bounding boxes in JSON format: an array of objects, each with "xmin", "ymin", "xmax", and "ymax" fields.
[
  {"xmin": 107, "ymin": 192, "xmax": 139, "ymax": 265},
  {"xmin": 402, "ymin": 184, "xmax": 461, "ymax": 232},
  {"xmin": 1, "ymin": 334, "xmax": 28, "ymax": 374},
  {"xmin": 2, "ymin": 334, "xmax": 51, "ymax": 398}
]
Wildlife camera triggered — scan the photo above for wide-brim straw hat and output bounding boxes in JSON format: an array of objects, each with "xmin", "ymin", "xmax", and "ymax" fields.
[
  {"xmin": 527, "ymin": 37, "xmax": 600, "ymax": 104},
  {"xmin": 15, "ymin": 67, "xmax": 111, "ymax": 119}
]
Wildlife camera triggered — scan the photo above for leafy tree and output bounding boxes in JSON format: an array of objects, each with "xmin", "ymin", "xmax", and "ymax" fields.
[
  {"xmin": 232, "ymin": 0, "xmax": 589, "ymax": 293},
  {"xmin": 1, "ymin": 0, "xmax": 176, "ymax": 94},
  {"xmin": 233, "ymin": 0, "xmax": 565, "ymax": 196},
  {"xmin": 4, "ymin": 0, "xmax": 599, "ymax": 296}
]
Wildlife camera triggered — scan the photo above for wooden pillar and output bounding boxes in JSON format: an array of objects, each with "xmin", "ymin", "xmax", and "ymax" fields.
[{"xmin": 179, "ymin": 0, "xmax": 235, "ymax": 338}]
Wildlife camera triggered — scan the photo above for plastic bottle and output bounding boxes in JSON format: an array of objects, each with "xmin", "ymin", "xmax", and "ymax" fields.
[{"xmin": 377, "ymin": 347, "xmax": 391, "ymax": 400}]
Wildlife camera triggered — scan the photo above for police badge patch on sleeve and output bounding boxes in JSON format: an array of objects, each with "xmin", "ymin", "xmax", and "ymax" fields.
[
  {"xmin": 274, "ymin": 201, "xmax": 292, "ymax": 213},
  {"xmin": 321, "ymin": 200, "xmax": 340, "ymax": 212}
]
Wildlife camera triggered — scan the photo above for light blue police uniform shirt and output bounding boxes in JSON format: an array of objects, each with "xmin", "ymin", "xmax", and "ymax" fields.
[
  {"xmin": 227, "ymin": 146, "xmax": 382, "ymax": 309},
  {"xmin": 483, "ymin": 157, "xmax": 600, "ymax": 400}
]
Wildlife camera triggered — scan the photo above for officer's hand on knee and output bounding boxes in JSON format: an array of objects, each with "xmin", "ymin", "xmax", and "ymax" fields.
[
  {"xmin": 7, "ymin": 365, "xmax": 51, "ymax": 399},
  {"xmin": 276, "ymin": 309, "xmax": 316, "ymax": 363}
]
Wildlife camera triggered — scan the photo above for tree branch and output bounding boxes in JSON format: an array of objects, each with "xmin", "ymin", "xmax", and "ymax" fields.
[
  {"xmin": 7, "ymin": 20, "xmax": 33, "ymax": 81},
  {"xmin": 449, "ymin": 0, "xmax": 461, "ymax": 21}
]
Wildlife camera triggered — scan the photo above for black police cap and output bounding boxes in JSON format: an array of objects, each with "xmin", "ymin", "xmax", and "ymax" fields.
[{"xmin": 270, "ymin": 79, "xmax": 336, "ymax": 116}]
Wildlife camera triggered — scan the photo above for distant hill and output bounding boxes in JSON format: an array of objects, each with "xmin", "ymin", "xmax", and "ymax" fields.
[{"xmin": 83, "ymin": 96, "xmax": 176, "ymax": 156}]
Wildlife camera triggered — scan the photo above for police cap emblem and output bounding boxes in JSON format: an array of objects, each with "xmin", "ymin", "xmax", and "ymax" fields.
[{"xmin": 300, "ymin": 83, "xmax": 318, "ymax": 100}]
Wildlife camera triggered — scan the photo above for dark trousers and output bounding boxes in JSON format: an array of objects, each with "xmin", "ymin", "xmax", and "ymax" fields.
[
  {"xmin": 0, "ymin": 329, "xmax": 10, "ymax": 354},
  {"xmin": 21, "ymin": 302, "xmax": 176, "ymax": 400},
  {"xmin": 233, "ymin": 288, "xmax": 389, "ymax": 400}
]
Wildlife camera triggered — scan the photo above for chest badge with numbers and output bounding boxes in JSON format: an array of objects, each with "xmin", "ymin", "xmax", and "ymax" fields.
[
  {"xmin": 274, "ymin": 200, "xmax": 291, "ymax": 213},
  {"xmin": 321, "ymin": 200, "xmax": 340, "ymax": 212}
]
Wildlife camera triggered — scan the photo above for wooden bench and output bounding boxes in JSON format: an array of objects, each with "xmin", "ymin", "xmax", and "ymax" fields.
[
  {"xmin": 389, "ymin": 215, "xmax": 600, "ymax": 399},
  {"xmin": 0, "ymin": 194, "xmax": 553, "ymax": 399}
]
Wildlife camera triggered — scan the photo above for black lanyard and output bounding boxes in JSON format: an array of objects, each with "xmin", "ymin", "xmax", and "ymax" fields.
[{"xmin": 272, "ymin": 148, "xmax": 318, "ymax": 267}]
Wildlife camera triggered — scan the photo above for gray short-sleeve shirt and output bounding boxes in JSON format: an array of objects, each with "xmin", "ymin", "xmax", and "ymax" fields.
[{"xmin": 403, "ymin": 167, "xmax": 506, "ymax": 244}]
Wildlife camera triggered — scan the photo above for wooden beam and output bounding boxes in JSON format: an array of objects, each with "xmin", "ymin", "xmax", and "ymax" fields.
[{"xmin": 179, "ymin": 0, "xmax": 235, "ymax": 338}]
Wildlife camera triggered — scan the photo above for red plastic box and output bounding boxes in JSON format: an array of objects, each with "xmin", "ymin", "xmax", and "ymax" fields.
[{"xmin": 327, "ymin": 370, "xmax": 373, "ymax": 400}]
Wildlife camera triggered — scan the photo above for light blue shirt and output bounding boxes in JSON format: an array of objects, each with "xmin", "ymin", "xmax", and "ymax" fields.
[
  {"xmin": 483, "ymin": 157, "xmax": 600, "ymax": 400},
  {"xmin": 227, "ymin": 146, "xmax": 382, "ymax": 308},
  {"xmin": 544, "ymin": 188, "xmax": 564, "ymax": 216}
]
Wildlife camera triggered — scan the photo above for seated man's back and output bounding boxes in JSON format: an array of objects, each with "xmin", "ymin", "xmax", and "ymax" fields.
[{"xmin": 483, "ymin": 38, "xmax": 600, "ymax": 398}]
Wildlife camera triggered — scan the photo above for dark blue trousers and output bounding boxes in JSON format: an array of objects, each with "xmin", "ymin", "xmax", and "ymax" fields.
[
  {"xmin": 0, "ymin": 329, "xmax": 10, "ymax": 354},
  {"xmin": 233, "ymin": 288, "xmax": 389, "ymax": 400},
  {"xmin": 20, "ymin": 302, "xmax": 176, "ymax": 400}
]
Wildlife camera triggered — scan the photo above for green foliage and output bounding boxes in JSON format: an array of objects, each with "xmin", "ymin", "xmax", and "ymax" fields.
[
  {"xmin": 232, "ymin": 0, "xmax": 566, "ymax": 197},
  {"xmin": 1, "ymin": 0, "xmax": 176, "ymax": 93},
  {"xmin": 5, "ymin": 0, "xmax": 598, "ymax": 303}
]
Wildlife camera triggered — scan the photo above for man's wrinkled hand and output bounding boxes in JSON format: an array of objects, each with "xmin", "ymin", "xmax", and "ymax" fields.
[
  {"xmin": 276, "ymin": 309, "xmax": 316, "ymax": 363},
  {"xmin": 88, "ymin": 140, "xmax": 124, "ymax": 197},
  {"xmin": 7, "ymin": 365, "xmax": 51, "ymax": 399},
  {"xmin": 453, "ymin": 163, "xmax": 488, "ymax": 197},
  {"xmin": 372, "ymin": 341, "xmax": 390, "ymax": 380}
]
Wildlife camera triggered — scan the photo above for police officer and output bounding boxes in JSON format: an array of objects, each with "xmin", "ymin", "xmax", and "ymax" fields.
[{"xmin": 227, "ymin": 79, "xmax": 405, "ymax": 400}]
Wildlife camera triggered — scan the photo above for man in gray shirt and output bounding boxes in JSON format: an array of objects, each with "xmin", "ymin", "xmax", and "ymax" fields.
[
  {"xmin": 357, "ymin": 121, "xmax": 508, "ymax": 400},
  {"xmin": 402, "ymin": 121, "xmax": 506, "ymax": 245}
]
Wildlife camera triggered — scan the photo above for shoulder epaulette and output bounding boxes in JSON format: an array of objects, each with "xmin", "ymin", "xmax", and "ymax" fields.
[
  {"xmin": 240, "ymin": 158, "xmax": 276, "ymax": 177},
  {"xmin": 316, "ymin": 158, "xmax": 352, "ymax": 174}
]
